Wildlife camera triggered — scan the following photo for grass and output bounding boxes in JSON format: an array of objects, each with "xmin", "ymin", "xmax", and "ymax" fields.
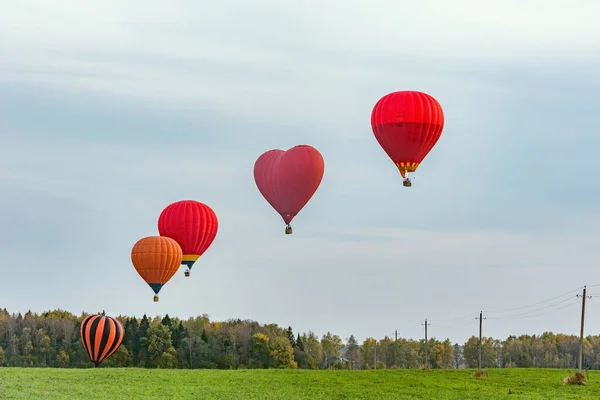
[{"xmin": 0, "ymin": 368, "xmax": 599, "ymax": 399}]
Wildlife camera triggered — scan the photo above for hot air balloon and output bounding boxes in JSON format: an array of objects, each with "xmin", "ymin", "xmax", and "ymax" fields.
[
  {"xmin": 254, "ymin": 145, "xmax": 324, "ymax": 234},
  {"xmin": 158, "ymin": 200, "xmax": 218, "ymax": 277},
  {"xmin": 80, "ymin": 314, "xmax": 124, "ymax": 367},
  {"xmin": 131, "ymin": 236, "xmax": 182, "ymax": 302},
  {"xmin": 371, "ymin": 91, "xmax": 444, "ymax": 187}
]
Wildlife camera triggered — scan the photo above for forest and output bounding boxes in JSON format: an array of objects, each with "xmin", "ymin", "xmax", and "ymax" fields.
[{"xmin": 0, "ymin": 308, "xmax": 598, "ymax": 370}]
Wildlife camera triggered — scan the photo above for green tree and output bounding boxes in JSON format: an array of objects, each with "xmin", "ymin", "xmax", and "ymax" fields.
[
  {"xmin": 453, "ymin": 344, "xmax": 463, "ymax": 368},
  {"xmin": 56, "ymin": 349, "xmax": 70, "ymax": 367},
  {"xmin": 161, "ymin": 314, "xmax": 172, "ymax": 328},
  {"xmin": 296, "ymin": 333, "xmax": 304, "ymax": 351},
  {"xmin": 111, "ymin": 346, "xmax": 133, "ymax": 367},
  {"xmin": 286, "ymin": 327, "xmax": 296, "ymax": 347},
  {"xmin": 147, "ymin": 324, "xmax": 173, "ymax": 367},
  {"xmin": 123, "ymin": 317, "xmax": 139, "ymax": 363},
  {"xmin": 436, "ymin": 339, "xmax": 455, "ymax": 369},
  {"xmin": 20, "ymin": 328, "xmax": 34, "ymax": 366},
  {"xmin": 157, "ymin": 346, "xmax": 179, "ymax": 369},
  {"xmin": 321, "ymin": 332, "xmax": 343, "ymax": 369},
  {"xmin": 251, "ymin": 333, "xmax": 270, "ymax": 368},
  {"xmin": 137, "ymin": 315, "xmax": 150, "ymax": 367},
  {"xmin": 270, "ymin": 337, "xmax": 298, "ymax": 369},
  {"xmin": 344, "ymin": 335, "xmax": 360, "ymax": 369},
  {"xmin": 361, "ymin": 338, "xmax": 377, "ymax": 369},
  {"xmin": 463, "ymin": 337, "xmax": 479, "ymax": 368},
  {"xmin": 403, "ymin": 339, "xmax": 421, "ymax": 369},
  {"xmin": 35, "ymin": 329, "xmax": 52, "ymax": 366},
  {"xmin": 302, "ymin": 332, "xmax": 323, "ymax": 368}
]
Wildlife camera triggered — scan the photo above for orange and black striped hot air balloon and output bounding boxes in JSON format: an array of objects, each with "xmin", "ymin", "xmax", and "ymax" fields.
[
  {"xmin": 79, "ymin": 314, "xmax": 124, "ymax": 367},
  {"xmin": 131, "ymin": 236, "xmax": 183, "ymax": 302}
]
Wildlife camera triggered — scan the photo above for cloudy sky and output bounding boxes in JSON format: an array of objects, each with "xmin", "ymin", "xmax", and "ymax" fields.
[{"xmin": 2, "ymin": 0, "xmax": 600, "ymax": 344}]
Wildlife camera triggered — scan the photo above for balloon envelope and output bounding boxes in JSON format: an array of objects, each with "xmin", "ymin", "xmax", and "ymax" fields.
[
  {"xmin": 131, "ymin": 236, "xmax": 182, "ymax": 296},
  {"xmin": 80, "ymin": 314, "xmax": 124, "ymax": 367},
  {"xmin": 158, "ymin": 200, "xmax": 218, "ymax": 270},
  {"xmin": 253, "ymin": 145, "xmax": 324, "ymax": 227},
  {"xmin": 371, "ymin": 91, "xmax": 444, "ymax": 177}
]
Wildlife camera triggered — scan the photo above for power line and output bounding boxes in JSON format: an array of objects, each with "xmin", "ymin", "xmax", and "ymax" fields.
[
  {"xmin": 396, "ymin": 285, "xmax": 593, "ymax": 348},
  {"xmin": 433, "ymin": 287, "xmax": 582, "ymax": 326},
  {"xmin": 482, "ymin": 286, "xmax": 582, "ymax": 314},
  {"xmin": 435, "ymin": 319, "xmax": 478, "ymax": 329},
  {"xmin": 434, "ymin": 313, "xmax": 481, "ymax": 325},
  {"xmin": 488, "ymin": 299, "xmax": 580, "ymax": 321},
  {"xmin": 487, "ymin": 296, "xmax": 580, "ymax": 320}
]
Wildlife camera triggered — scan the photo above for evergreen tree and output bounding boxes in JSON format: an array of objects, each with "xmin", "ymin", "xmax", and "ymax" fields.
[
  {"xmin": 137, "ymin": 315, "xmax": 150, "ymax": 366},
  {"xmin": 161, "ymin": 314, "xmax": 172, "ymax": 327},
  {"xmin": 286, "ymin": 327, "xmax": 296, "ymax": 347},
  {"xmin": 296, "ymin": 333, "xmax": 304, "ymax": 351},
  {"xmin": 345, "ymin": 335, "xmax": 360, "ymax": 369}
]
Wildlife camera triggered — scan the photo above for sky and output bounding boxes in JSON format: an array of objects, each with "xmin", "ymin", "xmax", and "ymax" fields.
[{"xmin": 1, "ymin": 0, "xmax": 600, "ymax": 345}]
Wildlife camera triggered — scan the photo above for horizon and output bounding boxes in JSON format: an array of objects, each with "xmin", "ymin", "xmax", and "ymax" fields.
[{"xmin": 0, "ymin": 285, "xmax": 593, "ymax": 345}]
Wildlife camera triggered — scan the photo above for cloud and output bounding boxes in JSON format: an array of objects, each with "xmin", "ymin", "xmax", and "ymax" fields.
[
  {"xmin": 4, "ymin": 0, "xmax": 600, "ymax": 60},
  {"xmin": 2, "ymin": 0, "xmax": 599, "ymax": 125}
]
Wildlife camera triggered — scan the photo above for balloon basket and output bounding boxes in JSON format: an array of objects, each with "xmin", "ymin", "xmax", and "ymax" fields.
[
  {"xmin": 403, "ymin": 179, "xmax": 412, "ymax": 187},
  {"xmin": 153, "ymin": 295, "xmax": 159, "ymax": 302},
  {"xmin": 285, "ymin": 226, "xmax": 293, "ymax": 235},
  {"xmin": 184, "ymin": 270, "xmax": 190, "ymax": 277}
]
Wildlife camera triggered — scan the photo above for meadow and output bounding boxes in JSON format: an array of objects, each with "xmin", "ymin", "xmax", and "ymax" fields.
[{"xmin": 0, "ymin": 368, "xmax": 598, "ymax": 399}]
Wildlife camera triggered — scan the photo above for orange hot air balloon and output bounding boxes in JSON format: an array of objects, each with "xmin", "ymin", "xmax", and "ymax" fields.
[{"xmin": 131, "ymin": 236, "xmax": 182, "ymax": 302}]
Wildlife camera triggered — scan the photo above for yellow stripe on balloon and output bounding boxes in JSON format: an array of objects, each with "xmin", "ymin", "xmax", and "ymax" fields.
[
  {"xmin": 395, "ymin": 162, "xmax": 419, "ymax": 173},
  {"xmin": 182, "ymin": 254, "xmax": 200, "ymax": 262}
]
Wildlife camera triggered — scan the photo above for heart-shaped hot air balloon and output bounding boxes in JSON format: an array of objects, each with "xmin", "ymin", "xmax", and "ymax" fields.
[
  {"xmin": 158, "ymin": 200, "xmax": 218, "ymax": 277},
  {"xmin": 131, "ymin": 236, "xmax": 182, "ymax": 302},
  {"xmin": 371, "ymin": 91, "xmax": 444, "ymax": 187},
  {"xmin": 80, "ymin": 314, "xmax": 124, "ymax": 367},
  {"xmin": 254, "ymin": 145, "xmax": 324, "ymax": 234}
]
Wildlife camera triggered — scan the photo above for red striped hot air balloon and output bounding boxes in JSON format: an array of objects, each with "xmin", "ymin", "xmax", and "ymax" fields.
[
  {"xmin": 371, "ymin": 91, "xmax": 445, "ymax": 187},
  {"xmin": 254, "ymin": 145, "xmax": 325, "ymax": 234},
  {"xmin": 79, "ymin": 314, "xmax": 124, "ymax": 367},
  {"xmin": 158, "ymin": 200, "xmax": 218, "ymax": 277}
]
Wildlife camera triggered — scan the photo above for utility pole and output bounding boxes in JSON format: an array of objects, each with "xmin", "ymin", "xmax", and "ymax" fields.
[
  {"xmin": 577, "ymin": 286, "xmax": 592, "ymax": 374},
  {"xmin": 393, "ymin": 329, "xmax": 398, "ymax": 368},
  {"xmin": 475, "ymin": 312, "xmax": 486, "ymax": 373},
  {"xmin": 374, "ymin": 342, "xmax": 377, "ymax": 370},
  {"xmin": 422, "ymin": 319, "xmax": 431, "ymax": 369}
]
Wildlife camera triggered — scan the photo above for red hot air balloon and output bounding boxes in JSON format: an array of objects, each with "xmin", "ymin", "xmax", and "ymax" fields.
[
  {"xmin": 80, "ymin": 314, "xmax": 124, "ymax": 367},
  {"xmin": 158, "ymin": 200, "xmax": 218, "ymax": 277},
  {"xmin": 371, "ymin": 91, "xmax": 444, "ymax": 187},
  {"xmin": 254, "ymin": 145, "xmax": 324, "ymax": 234}
]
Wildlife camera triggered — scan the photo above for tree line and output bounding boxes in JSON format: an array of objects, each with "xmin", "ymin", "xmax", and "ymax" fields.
[{"xmin": 0, "ymin": 308, "xmax": 597, "ymax": 370}]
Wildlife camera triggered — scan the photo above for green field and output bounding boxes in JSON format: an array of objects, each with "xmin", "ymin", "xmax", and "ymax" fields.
[{"xmin": 0, "ymin": 368, "xmax": 598, "ymax": 399}]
